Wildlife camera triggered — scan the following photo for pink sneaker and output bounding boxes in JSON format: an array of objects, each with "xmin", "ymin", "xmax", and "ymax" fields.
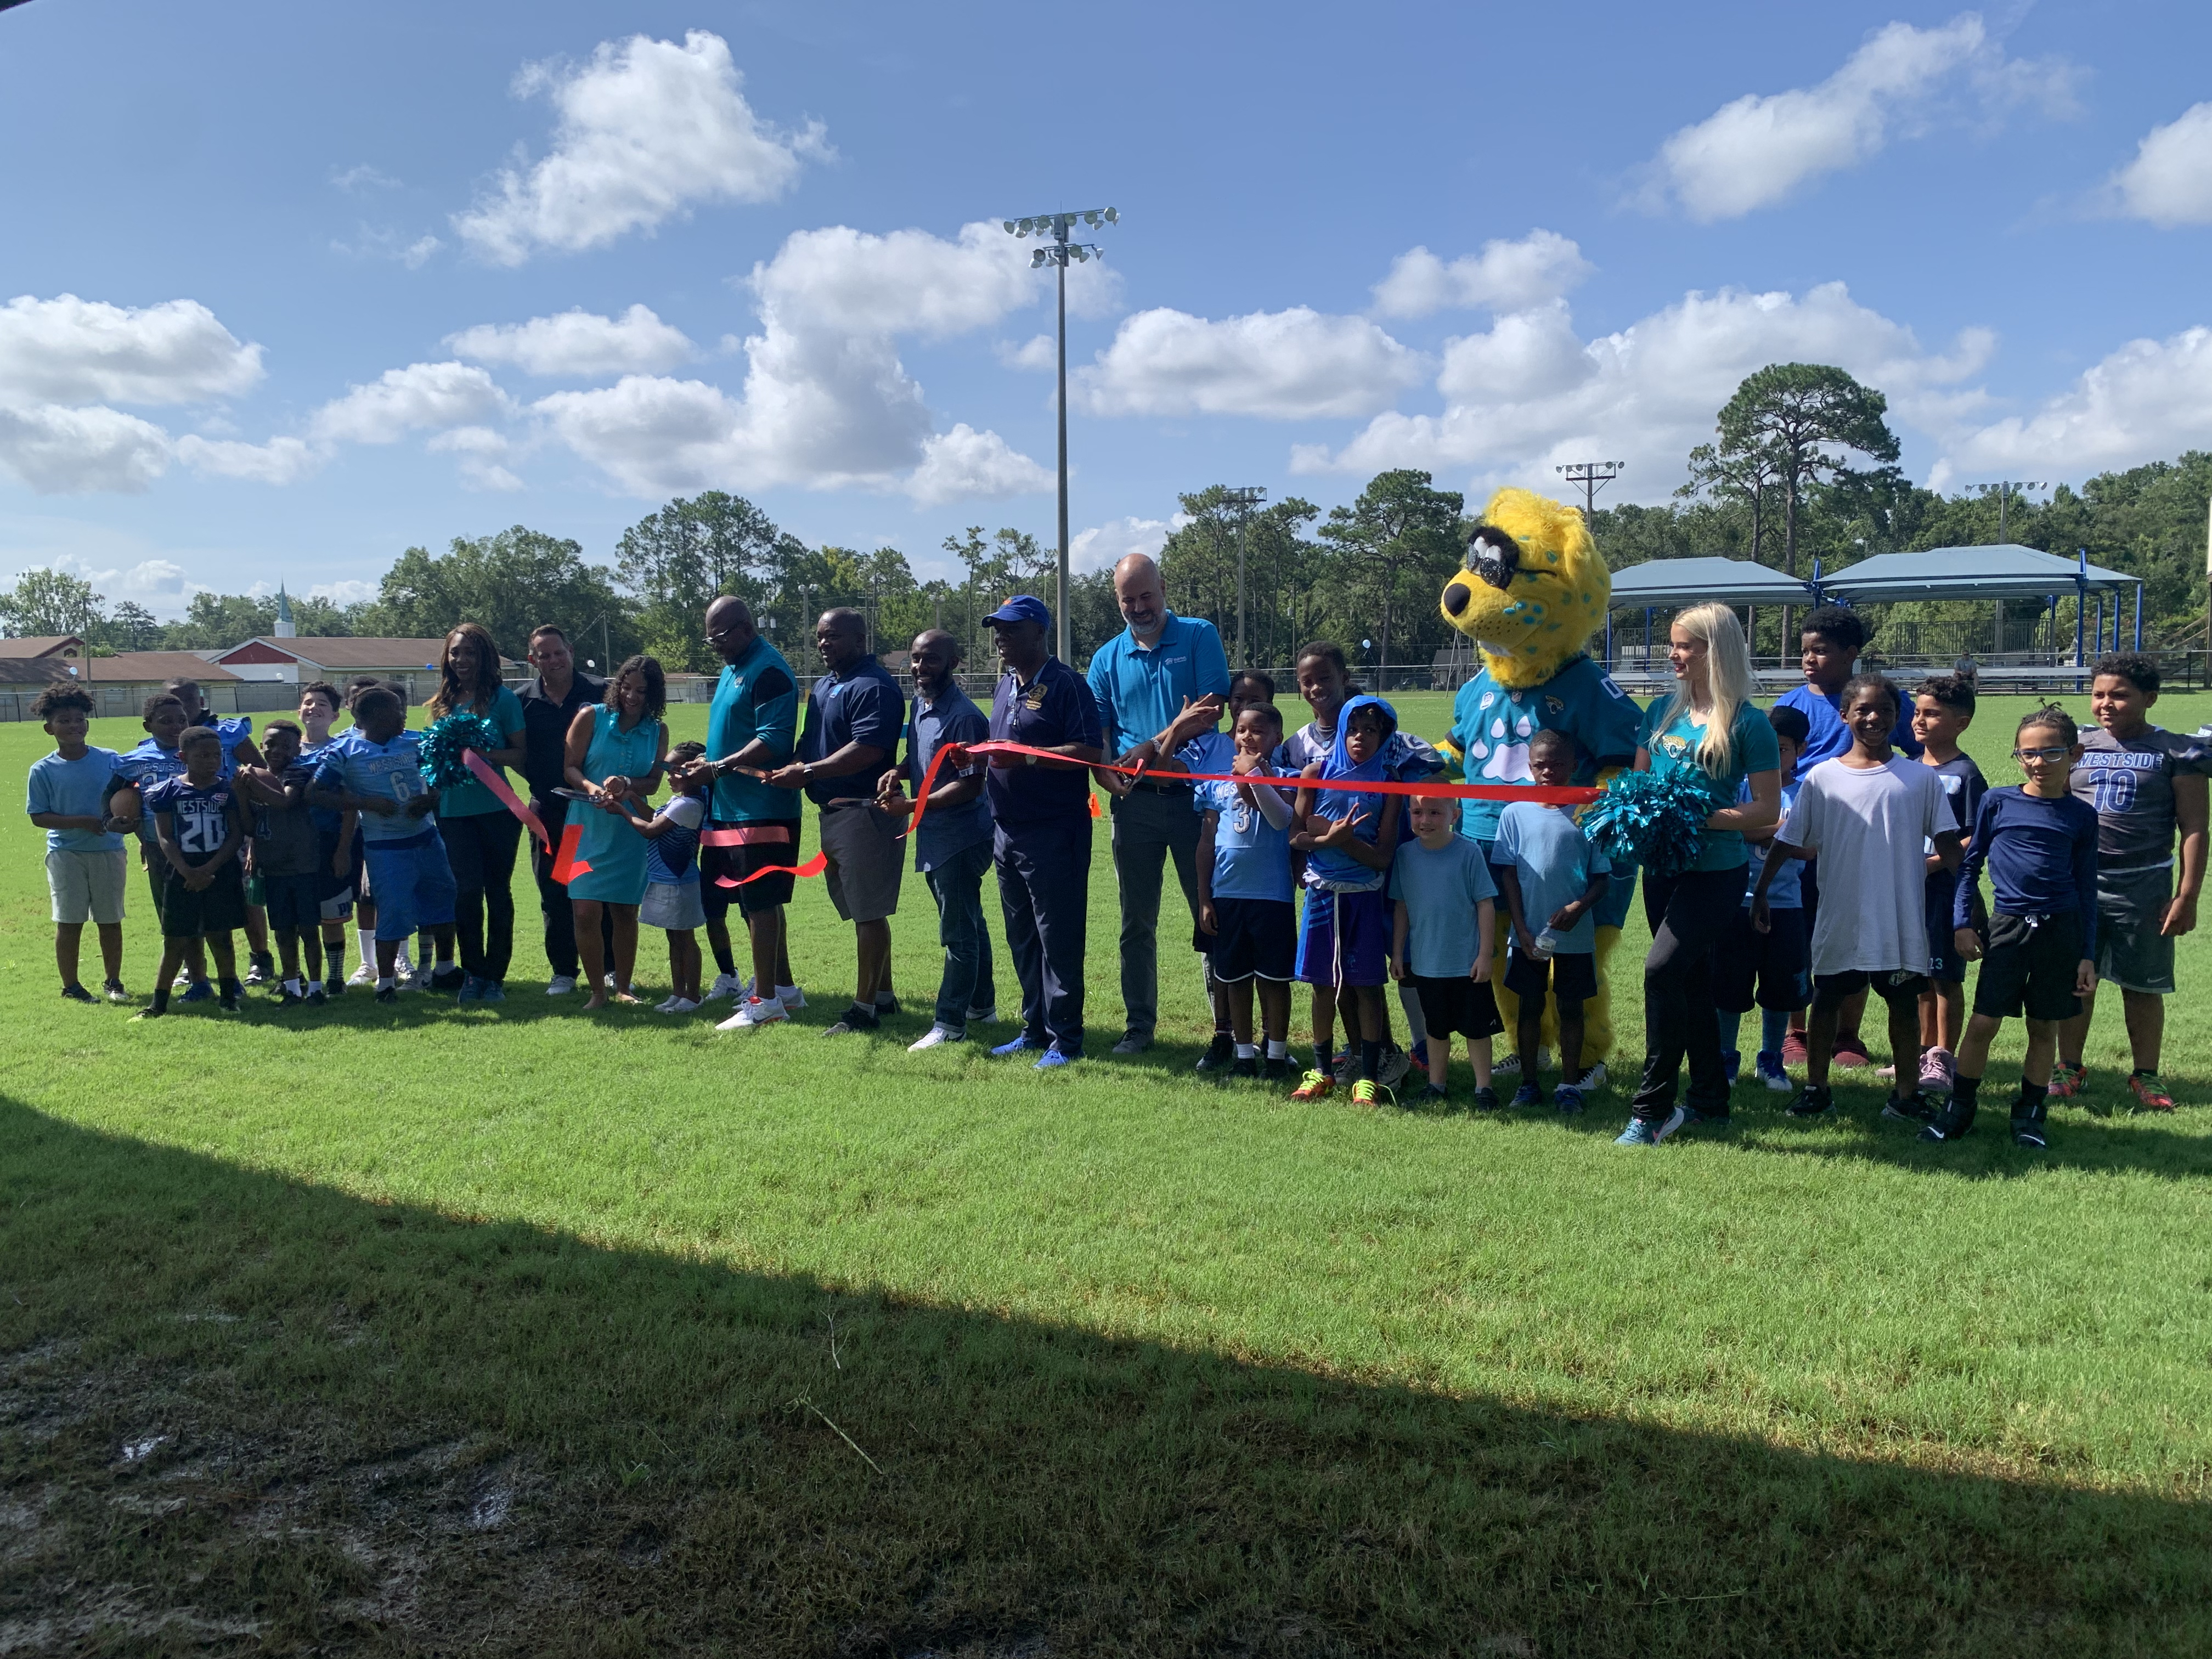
[{"xmin": 1918, "ymin": 1047, "xmax": 1954, "ymax": 1094}]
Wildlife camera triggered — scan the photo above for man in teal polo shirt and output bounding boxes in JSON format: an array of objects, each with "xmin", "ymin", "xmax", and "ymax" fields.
[
  {"xmin": 695, "ymin": 596, "xmax": 805, "ymax": 1031},
  {"xmin": 1086, "ymin": 552, "xmax": 1232, "ymax": 1054}
]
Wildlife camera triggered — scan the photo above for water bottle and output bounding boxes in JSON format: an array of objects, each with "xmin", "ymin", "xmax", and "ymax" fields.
[{"xmin": 1531, "ymin": 926, "xmax": 1564, "ymax": 961}]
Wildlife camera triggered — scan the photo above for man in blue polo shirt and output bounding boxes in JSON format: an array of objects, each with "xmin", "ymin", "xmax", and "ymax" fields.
[
  {"xmin": 697, "ymin": 596, "xmax": 805, "ymax": 1031},
  {"xmin": 768, "ymin": 607, "xmax": 906, "ymax": 1037},
  {"xmin": 957, "ymin": 595, "xmax": 1104, "ymax": 1069},
  {"xmin": 1085, "ymin": 553, "xmax": 1232, "ymax": 1054},
  {"xmin": 876, "ymin": 628, "xmax": 997, "ymax": 1051}
]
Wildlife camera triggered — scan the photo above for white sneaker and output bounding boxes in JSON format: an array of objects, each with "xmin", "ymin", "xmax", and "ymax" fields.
[
  {"xmin": 653, "ymin": 995, "xmax": 679, "ymax": 1013},
  {"xmin": 716, "ymin": 995, "xmax": 788, "ymax": 1031},
  {"xmin": 663, "ymin": 997, "xmax": 699, "ymax": 1015},
  {"xmin": 740, "ymin": 977, "xmax": 807, "ymax": 1010},
  {"xmin": 1573, "ymin": 1062, "xmax": 1609, "ymax": 1092},
  {"xmin": 347, "ymin": 964, "xmax": 376, "ymax": 987},
  {"xmin": 706, "ymin": 971, "xmax": 744, "ymax": 1003},
  {"xmin": 908, "ymin": 1024, "xmax": 962, "ymax": 1052},
  {"xmin": 964, "ymin": 1005, "xmax": 997, "ymax": 1024},
  {"xmin": 547, "ymin": 974, "xmax": 578, "ymax": 996}
]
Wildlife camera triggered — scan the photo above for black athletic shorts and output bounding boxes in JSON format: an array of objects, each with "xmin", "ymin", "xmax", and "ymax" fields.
[
  {"xmin": 1412, "ymin": 973, "xmax": 1505, "ymax": 1040},
  {"xmin": 1714, "ymin": 905, "xmax": 1808, "ymax": 1013},
  {"xmin": 1812, "ymin": 967, "xmax": 1928, "ymax": 1011},
  {"xmin": 1205, "ymin": 896, "xmax": 1295, "ymax": 983},
  {"xmin": 700, "ymin": 819, "xmax": 803, "ymax": 918},
  {"xmin": 1503, "ymin": 948, "xmax": 1598, "ymax": 1006},
  {"xmin": 160, "ymin": 862, "xmax": 247, "ymax": 940},
  {"xmin": 1972, "ymin": 910, "xmax": 2086, "ymax": 1023}
]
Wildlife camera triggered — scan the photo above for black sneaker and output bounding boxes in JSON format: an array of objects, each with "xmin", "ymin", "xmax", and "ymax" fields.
[
  {"xmin": 60, "ymin": 983, "xmax": 94, "ymax": 1003},
  {"xmin": 822, "ymin": 1005, "xmax": 881, "ymax": 1037},
  {"xmin": 375, "ymin": 985, "xmax": 398, "ymax": 1005},
  {"xmin": 1881, "ymin": 1093, "xmax": 1936, "ymax": 1124},
  {"xmin": 217, "ymin": 990, "xmax": 241, "ymax": 1012},
  {"xmin": 1417, "ymin": 1082, "xmax": 1450, "ymax": 1105},
  {"xmin": 244, "ymin": 953, "xmax": 273, "ymax": 986},
  {"xmin": 873, "ymin": 996, "xmax": 902, "ymax": 1018},
  {"xmin": 1920, "ymin": 1103, "xmax": 1976, "ymax": 1142},
  {"xmin": 306, "ymin": 989, "xmax": 328, "ymax": 1007},
  {"xmin": 1787, "ymin": 1084, "xmax": 1834, "ymax": 1118},
  {"xmin": 2011, "ymin": 1116, "xmax": 2048, "ymax": 1150},
  {"xmin": 1230, "ymin": 1055, "xmax": 1258, "ymax": 1079},
  {"xmin": 1194, "ymin": 1032, "xmax": 1235, "ymax": 1073},
  {"xmin": 429, "ymin": 965, "xmax": 467, "ymax": 994},
  {"xmin": 103, "ymin": 979, "xmax": 129, "ymax": 1004},
  {"xmin": 321, "ymin": 979, "xmax": 344, "ymax": 997},
  {"xmin": 277, "ymin": 989, "xmax": 304, "ymax": 1008},
  {"xmin": 1261, "ymin": 1056, "xmax": 1288, "ymax": 1082},
  {"xmin": 1474, "ymin": 1085, "xmax": 1502, "ymax": 1111}
]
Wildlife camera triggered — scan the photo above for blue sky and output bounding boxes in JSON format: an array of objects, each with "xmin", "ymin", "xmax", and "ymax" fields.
[{"xmin": 2, "ymin": 0, "xmax": 2209, "ymax": 619}]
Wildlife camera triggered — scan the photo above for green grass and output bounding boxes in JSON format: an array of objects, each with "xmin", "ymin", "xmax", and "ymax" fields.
[{"xmin": 4, "ymin": 692, "xmax": 2211, "ymax": 1654}]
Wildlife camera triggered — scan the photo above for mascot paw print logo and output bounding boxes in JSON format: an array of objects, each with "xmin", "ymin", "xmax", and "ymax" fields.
[
  {"xmin": 1464, "ymin": 691, "xmax": 1536, "ymax": 783},
  {"xmin": 1439, "ymin": 487, "xmax": 1612, "ymax": 692}
]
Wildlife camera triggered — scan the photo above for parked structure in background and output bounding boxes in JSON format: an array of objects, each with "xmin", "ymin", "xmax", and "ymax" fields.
[{"xmin": 210, "ymin": 637, "xmax": 513, "ymax": 702}]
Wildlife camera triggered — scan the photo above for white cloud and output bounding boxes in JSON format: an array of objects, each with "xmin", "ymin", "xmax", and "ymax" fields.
[
  {"xmin": 331, "ymin": 164, "xmax": 400, "ymax": 193},
  {"xmin": 2107, "ymin": 102, "xmax": 2212, "ymax": 227},
  {"xmin": 535, "ymin": 219, "xmax": 1051, "ymax": 498},
  {"xmin": 120, "ymin": 558, "xmax": 191, "ymax": 597},
  {"xmin": 427, "ymin": 424, "xmax": 524, "ymax": 491},
  {"xmin": 0, "ymin": 294, "xmax": 263, "ymax": 407},
  {"xmin": 1939, "ymin": 326, "xmax": 2212, "ymax": 479},
  {"xmin": 998, "ymin": 334, "xmax": 1056, "ymax": 372},
  {"xmin": 309, "ymin": 579, "xmax": 379, "ymax": 606},
  {"xmin": 309, "ymin": 360, "xmax": 509, "ymax": 445},
  {"xmin": 331, "ymin": 225, "xmax": 443, "ymax": 267},
  {"xmin": 1371, "ymin": 230, "xmax": 1593, "ymax": 318},
  {"xmin": 0, "ymin": 404, "xmax": 172, "ymax": 494},
  {"xmin": 454, "ymin": 30, "xmax": 830, "ymax": 265},
  {"xmin": 902, "ymin": 425, "xmax": 1053, "ymax": 505},
  {"xmin": 1079, "ymin": 307, "xmax": 1424, "ymax": 420},
  {"xmin": 1070, "ymin": 515, "xmax": 1175, "ymax": 575},
  {"xmin": 448, "ymin": 304, "xmax": 694, "ymax": 376},
  {"xmin": 1301, "ymin": 281, "xmax": 1991, "ymax": 495},
  {"xmin": 174, "ymin": 433, "xmax": 323, "ymax": 485},
  {"xmin": 1643, "ymin": 15, "xmax": 2075, "ymax": 221}
]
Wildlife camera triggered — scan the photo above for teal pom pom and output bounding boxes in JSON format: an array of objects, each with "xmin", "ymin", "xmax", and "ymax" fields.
[
  {"xmin": 1583, "ymin": 767, "xmax": 1732, "ymax": 878},
  {"xmin": 417, "ymin": 712, "xmax": 505, "ymax": 790}
]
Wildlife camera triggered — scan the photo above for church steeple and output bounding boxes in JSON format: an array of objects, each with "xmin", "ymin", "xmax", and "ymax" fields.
[{"xmin": 274, "ymin": 582, "xmax": 296, "ymax": 639}]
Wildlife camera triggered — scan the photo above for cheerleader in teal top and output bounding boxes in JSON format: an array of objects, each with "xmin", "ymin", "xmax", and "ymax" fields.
[{"xmin": 562, "ymin": 656, "xmax": 670, "ymax": 1008}]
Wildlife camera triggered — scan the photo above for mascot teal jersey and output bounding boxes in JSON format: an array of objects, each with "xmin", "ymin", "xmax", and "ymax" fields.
[{"xmin": 1449, "ymin": 653, "xmax": 1641, "ymax": 846}]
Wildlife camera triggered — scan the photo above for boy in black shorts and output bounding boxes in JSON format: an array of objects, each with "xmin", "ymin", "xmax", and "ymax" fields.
[
  {"xmin": 1193, "ymin": 702, "xmax": 1298, "ymax": 1078},
  {"xmin": 2054, "ymin": 655, "xmax": 2209, "ymax": 1111},
  {"xmin": 133, "ymin": 727, "xmax": 248, "ymax": 1017},
  {"xmin": 1924, "ymin": 706, "xmax": 2100, "ymax": 1149},
  {"xmin": 236, "ymin": 718, "xmax": 328, "ymax": 1005},
  {"xmin": 1390, "ymin": 791, "xmax": 1501, "ymax": 1108}
]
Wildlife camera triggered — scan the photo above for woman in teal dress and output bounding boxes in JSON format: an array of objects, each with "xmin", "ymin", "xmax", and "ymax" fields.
[{"xmin": 563, "ymin": 656, "xmax": 669, "ymax": 1009}]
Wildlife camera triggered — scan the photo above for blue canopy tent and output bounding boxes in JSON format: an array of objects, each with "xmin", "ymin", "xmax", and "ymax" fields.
[
  {"xmin": 1815, "ymin": 544, "xmax": 2143, "ymax": 667},
  {"xmin": 1603, "ymin": 556, "xmax": 1816, "ymax": 668}
]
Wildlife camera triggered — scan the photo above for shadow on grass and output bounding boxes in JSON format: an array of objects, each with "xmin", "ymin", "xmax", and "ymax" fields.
[{"xmin": 4, "ymin": 1098, "xmax": 2209, "ymax": 1656}]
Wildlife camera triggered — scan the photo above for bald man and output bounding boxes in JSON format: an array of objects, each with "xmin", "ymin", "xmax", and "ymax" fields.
[{"xmin": 1085, "ymin": 552, "xmax": 1232, "ymax": 1054}]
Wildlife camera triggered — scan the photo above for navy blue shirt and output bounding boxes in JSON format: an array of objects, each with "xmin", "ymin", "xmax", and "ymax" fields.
[
  {"xmin": 798, "ymin": 653, "xmax": 904, "ymax": 805},
  {"xmin": 1085, "ymin": 612, "xmax": 1231, "ymax": 758},
  {"xmin": 988, "ymin": 656, "xmax": 1103, "ymax": 828},
  {"xmin": 905, "ymin": 684, "xmax": 992, "ymax": 871},
  {"xmin": 1955, "ymin": 785, "xmax": 2100, "ymax": 952}
]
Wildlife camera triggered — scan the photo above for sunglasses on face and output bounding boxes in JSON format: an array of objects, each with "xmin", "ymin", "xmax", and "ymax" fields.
[{"xmin": 2013, "ymin": 745, "xmax": 2072, "ymax": 763}]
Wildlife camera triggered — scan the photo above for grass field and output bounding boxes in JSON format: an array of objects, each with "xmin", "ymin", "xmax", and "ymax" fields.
[{"xmin": 5, "ymin": 689, "xmax": 2212, "ymax": 1654}]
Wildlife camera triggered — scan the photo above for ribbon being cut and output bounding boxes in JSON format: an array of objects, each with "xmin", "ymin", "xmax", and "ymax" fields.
[{"xmin": 417, "ymin": 710, "xmax": 552, "ymax": 849}]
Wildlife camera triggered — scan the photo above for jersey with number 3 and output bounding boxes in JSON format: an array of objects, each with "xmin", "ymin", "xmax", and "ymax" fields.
[{"xmin": 2070, "ymin": 726, "xmax": 2212, "ymax": 876}]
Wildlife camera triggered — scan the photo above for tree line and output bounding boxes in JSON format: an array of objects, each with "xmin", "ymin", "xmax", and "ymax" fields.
[{"xmin": 5, "ymin": 362, "xmax": 2207, "ymax": 673}]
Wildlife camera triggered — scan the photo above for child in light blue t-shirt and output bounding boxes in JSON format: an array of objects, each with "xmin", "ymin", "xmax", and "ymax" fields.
[{"xmin": 26, "ymin": 684, "xmax": 128, "ymax": 1003}]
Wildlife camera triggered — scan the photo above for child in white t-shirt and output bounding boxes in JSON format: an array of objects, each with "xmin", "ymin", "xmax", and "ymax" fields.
[
  {"xmin": 627, "ymin": 741, "xmax": 710, "ymax": 1013},
  {"xmin": 1754, "ymin": 674, "xmax": 1962, "ymax": 1124}
]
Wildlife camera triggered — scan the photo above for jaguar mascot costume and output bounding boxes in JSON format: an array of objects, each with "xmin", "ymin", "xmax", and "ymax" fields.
[{"xmin": 1437, "ymin": 487, "xmax": 1641, "ymax": 1080}]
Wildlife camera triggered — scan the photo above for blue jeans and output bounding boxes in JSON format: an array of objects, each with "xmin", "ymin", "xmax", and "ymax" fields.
[{"xmin": 924, "ymin": 838, "xmax": 997, "ymax": 1032}]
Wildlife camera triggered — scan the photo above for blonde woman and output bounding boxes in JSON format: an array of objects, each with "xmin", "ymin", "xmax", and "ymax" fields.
[{"xmin": 1617, "ymin": 603, "xmax": 1782, "ymax": 1146}]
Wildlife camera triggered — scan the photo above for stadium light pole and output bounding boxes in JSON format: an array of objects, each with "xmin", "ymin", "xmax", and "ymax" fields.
[
  {"xmin": 1002, "ymin": 207, "xmax": 1117, "ymax": 661},
  {"xmin": 1556, "ymin": 460, "xmax": 1624, "ymax": 525}
]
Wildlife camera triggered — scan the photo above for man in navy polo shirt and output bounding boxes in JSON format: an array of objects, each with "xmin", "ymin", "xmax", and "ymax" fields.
[
  {"xmin": 1086, "ymin": 553, "xmax": 1231, "ymax": 1054},
  {"xmin": 768, "ymin": 608, "xmax": 905, "ymax": 1037},
  {"xmin": 952, "ymin": 595, "xmax": 1104, "ymax": 1069}
]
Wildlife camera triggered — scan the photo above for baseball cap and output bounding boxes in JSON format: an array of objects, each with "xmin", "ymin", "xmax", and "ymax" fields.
[{"xmin": 982, "ymin": 594, "xmax": 1052, "ymax": 630}]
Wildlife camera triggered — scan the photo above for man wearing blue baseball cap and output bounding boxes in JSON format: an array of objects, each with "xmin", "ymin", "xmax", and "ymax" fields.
[{"xmin": 946, "ymin": 595, "xmax": 1104, "ymax": 1068}]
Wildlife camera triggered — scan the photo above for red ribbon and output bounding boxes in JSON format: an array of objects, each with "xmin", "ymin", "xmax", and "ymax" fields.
[
  {"xmin": 713, "ymin": 850, "xmax": 829, "ymax": 888},
  {"xmin": 902, "ymin": 740, "xmax": 1599, "ymax": 842},
  {"xmin": 550, "ymin": 821, "xmax": 590, "ymax": 882},
  {"xmin": 461, "ymin": 749, "xmax": 551, "ymax": 848}
]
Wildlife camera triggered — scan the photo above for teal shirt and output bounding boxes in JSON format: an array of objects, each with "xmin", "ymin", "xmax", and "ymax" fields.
[
  {"xmin": 434, "ymin": 684, "xmax": 527, "ymax": 817},
  {"xmin": 1637, "ymin": 697, "xmax": 1780, "ymax": 872}
]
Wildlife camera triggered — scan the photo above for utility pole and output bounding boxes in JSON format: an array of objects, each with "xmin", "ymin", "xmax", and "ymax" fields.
[
  {"xmin": 1002, "ymin": 206, "xmax": 1119, "ymax": 661},
  {"xmin": 1220, "ymin": 486, "xmax": 1267, "ymax": 669},
  {"xmin": 1557, "ymin": 460, "xmax": 1624, "ymax": 524}
]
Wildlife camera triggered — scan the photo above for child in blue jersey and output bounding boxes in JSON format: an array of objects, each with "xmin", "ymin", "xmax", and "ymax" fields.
[
  {"xmin": 111, "ymin": 692, "xmax": 223, "ymax": 1003},
  {"xmin": 627, "ymin": 741, "xmax": 710, "ymax": 1013},
  {"xmin": 1719, "ymin": 704, "xmax": 1810, "ymax": 1092},
  {"xmin": 307, "ymin": 686, "xmax": 457, "ymax": 1003},
  {"xmin": 1194, "ymin": 701, "xmax": 1297, "ymax": 1080},
  {"xmin": 1924, "ymin": 706, "xmax": 2100, "ymax": 1150},
  {"xmin": 1392, "ymin": 792, "xmax": 1500, "ymax": 1108},
  {"xmin": 1909, "ymin": 675, "xmax": 1987, "ymax": 1096},
  {"xmin": 27, "ymin": 684, "xmax": 129, "ymax": 1004},
  {"xmin": 134, "ymin": 727, "xmax": 249, "ymax": 1017},
  {"xmin": 162, "ymin": 677, "xmax": 275, "ymax": 986},
  {"xmin": 1493, "ymin": 730, "xmax": 1609, "ymax": 1111},
  {"xmin": 1288, "ymin": 695, "xmax": 1402, "ymax": 1106}
]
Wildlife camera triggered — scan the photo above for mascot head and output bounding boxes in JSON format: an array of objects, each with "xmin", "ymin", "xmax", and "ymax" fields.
[{"xmin": 1438, "ymin": 487, "xmax": 1611, "ymax": 690}]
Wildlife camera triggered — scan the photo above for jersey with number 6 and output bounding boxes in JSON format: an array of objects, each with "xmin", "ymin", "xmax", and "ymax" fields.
[{"xmin": 2069, "ymin": 726, "xmax": 2212, "ymax": 876}]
